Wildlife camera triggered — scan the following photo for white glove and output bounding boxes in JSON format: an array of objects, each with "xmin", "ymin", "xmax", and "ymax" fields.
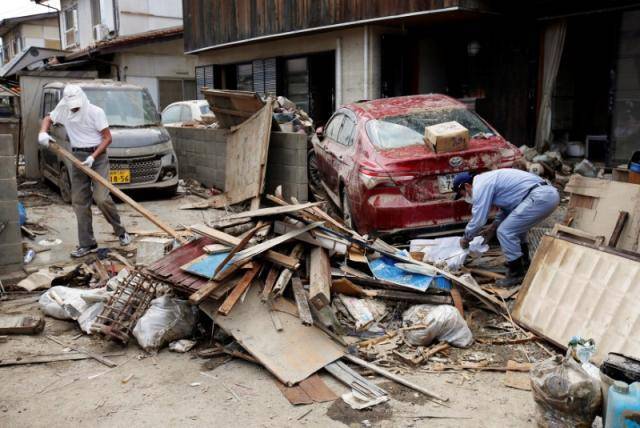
[
  {"xmin": 81, "ymin": 155, "xmax": 95, "ymax": 169},
  {"xmin": 38, "ymin": 132, "xmax": 51, "ymax": 148}
]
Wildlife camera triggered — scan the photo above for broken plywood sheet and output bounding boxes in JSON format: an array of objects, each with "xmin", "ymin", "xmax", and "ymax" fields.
[
  {"xmin": 200, "ymin": 285, "xmax": 344, "ymax": 386},
  {"xmin": 224, "ymin": 100, "xmax": 273, "ymax": 205},
  {"xmin": 513, "ymin": 235, "xmax": 640, "ymax": 363},
  {"xmin": 202, "ymin": 89, "xmax": 265, "ymax": 128},
  {"xmin": 565, "ymin": 175, "xmax": 640, "ymax": 252}
]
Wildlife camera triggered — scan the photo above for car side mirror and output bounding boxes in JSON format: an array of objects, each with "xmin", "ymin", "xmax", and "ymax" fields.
[{"xmin": 316, "ymin": 126, "xmax": 324, "ymax": 139}]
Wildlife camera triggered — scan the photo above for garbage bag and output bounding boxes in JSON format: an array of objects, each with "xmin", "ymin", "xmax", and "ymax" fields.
[
  {"xmin": 77, "ymin": 302, "xmax": 104, "ymax": 334},
  {"xmin": 530, "ymin": 354, "xmax": 602, "ymax": 428},
  {"xmin": 39, "ymin": 286, "xmax": 110, "ymax": 320},
  {"xmin": 132, "ymin": 295, "xmax": 197, "ymax": 353},
  {"xmin": 402, "ymin": 304, "xmax": 473, "ymax": 348}
]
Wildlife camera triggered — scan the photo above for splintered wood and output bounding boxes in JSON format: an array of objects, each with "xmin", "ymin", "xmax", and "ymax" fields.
[{"xmin": 309, "ymin": 247, "xmax": 331, "ymax": 309}]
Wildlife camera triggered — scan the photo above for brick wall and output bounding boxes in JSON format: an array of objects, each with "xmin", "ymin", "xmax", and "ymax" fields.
[
  {"xmin": 169, "ymin": 128, "xmax": 308, "ymax": 202},
  {"xmin": 0, "ymin": 135, "xmax": 23, "ymax": 274}
]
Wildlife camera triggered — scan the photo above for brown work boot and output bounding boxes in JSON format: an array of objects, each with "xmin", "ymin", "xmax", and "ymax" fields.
[{"xmin": 496, "ymin": 257, "xmax": 525, "ymax": 287}]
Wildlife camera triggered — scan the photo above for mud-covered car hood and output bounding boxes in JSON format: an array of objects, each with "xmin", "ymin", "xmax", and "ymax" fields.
[{"xmin": 110, "ymin": 126, "xmax": 171, "ymax": 148}]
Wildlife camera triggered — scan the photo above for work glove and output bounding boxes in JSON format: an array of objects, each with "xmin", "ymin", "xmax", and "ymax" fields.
[
  {"xmin": 459, "ymin": 237, "xmax": 470, "ymax": 249},
  {"xmin": 38, "ymin": 132, "xmax": 52, "ymax": 148},
  {"xmin": 81, "ymin": 155, "xmax": 95, "ymax": 169}
]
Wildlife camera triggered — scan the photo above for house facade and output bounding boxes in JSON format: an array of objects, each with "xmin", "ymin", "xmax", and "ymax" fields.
[
  {"xmin": 57, "ymin": 0, "xmax": 195, "ymax": 109},
  {"xmin": 0, "ymin": 12, "xmax": 60, "ymax": 66},
  {"xmin": 183, "ymin": 0, "xmax": 640, "ymax": 164}
]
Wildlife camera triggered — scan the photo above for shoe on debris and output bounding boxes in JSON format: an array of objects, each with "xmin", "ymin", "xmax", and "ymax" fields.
[
  {"xmin": 119, "ymin": 232, "xmax": 132, "ymax": 246},
  {"xmin": 70, "ymin": 244, "xmax": 98, "ymax": 258},
  {"xmin": 496, "ymin": 257, "xmax": 525, "ymax": 288}
]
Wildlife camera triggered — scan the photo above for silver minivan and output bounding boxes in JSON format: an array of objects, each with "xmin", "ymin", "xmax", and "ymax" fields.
[{"xmin": 39, "ymin": 80, "xmax": 179, "ymax": 202}]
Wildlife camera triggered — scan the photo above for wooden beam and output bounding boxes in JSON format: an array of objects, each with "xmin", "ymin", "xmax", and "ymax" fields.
[
  {"xmin": 49, "ymin": 143, "xmax": 185, "ymax": 243},
  {"xmin": 213, "ymin": 221, "xmax": 266, "ymax": 280},
  {"xmin": 308, "ymin": 247, "xmax": 331, "ymax": 309},
  {"xmin": 46, "ymin": 335, "xmax": 117, "ymax": 368},
  {"xmin": 609, "ymin": 211, "xmax": 629, "ymax": 247},
  {"xmin": 291, "ymin": 275, "xmax": 313, "ymax": 326},
  {"xmin": 210, "ymin": 106, "xmax": 254, "ymax": 118},
  {"xmin": 221, "ymin": 202, "xmax": 323, "ymax": 221},
  {"xmin": 261, "ymin": 265, "xmax": 280, "ymax": 301},
  {"xmin": 0, "ymin": 352, "xmax": 125, "ymax": 367},
  {"xmin": 218, "ymin": 262, "xmax": 262, "ymax": 315},
  {"xmin": 273, "ymin": 244, "xmax": 305, "ymax": 295},
  {"xmin": 190, "ymin": 224, "xmax": 299, "ymax": 269}
]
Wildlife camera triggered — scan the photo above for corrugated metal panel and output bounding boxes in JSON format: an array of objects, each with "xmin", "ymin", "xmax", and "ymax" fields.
[{"xmin": 264, "ymin": 58, "xmax": 277, "ymax": 96}]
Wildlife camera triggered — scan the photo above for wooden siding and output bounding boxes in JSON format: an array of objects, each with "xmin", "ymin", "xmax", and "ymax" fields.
[{"xmin": 183, "ymin": 0, "xmax": 468, "ymax": 52}]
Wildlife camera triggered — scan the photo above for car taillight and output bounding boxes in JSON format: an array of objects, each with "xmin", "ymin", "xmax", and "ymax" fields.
[{"xmin": 359, "ymin": 168, "xmax": 415, "ymax": 190}]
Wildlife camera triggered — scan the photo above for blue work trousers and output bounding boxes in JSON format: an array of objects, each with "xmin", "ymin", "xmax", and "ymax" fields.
[{"xmin": 497, "ymin": 185, "xmax": 560, "ymax": 261}]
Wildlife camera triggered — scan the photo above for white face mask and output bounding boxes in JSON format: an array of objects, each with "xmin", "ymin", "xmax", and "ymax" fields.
[{"xmin": 463, "ymin": 195, "xmax": 473, "ymax": 204}]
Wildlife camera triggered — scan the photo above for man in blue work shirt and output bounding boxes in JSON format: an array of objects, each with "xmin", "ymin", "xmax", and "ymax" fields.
[{"xmin": 453, "ymin": 169, "xmax": 560, "ymax": 287}]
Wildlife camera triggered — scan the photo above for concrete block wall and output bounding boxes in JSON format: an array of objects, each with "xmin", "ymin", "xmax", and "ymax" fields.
[
  {"xmin": 0, "ymin": 135, "xmax": 23, "ymax": 274},
  {"xmin": 168, "ymin": 128, "xmax": 308, "ymax": 202}
]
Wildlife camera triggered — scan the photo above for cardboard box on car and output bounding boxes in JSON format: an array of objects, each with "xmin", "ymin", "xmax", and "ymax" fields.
[{"xmin": 424, "ymin": 121, "xmax": 469, "ymax": 153}]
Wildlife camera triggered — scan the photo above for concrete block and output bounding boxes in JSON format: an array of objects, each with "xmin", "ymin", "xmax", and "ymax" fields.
[
  {"xmin": 0, "ymin": 221, "xmax": 21, "ymax": 245},
  {"xmin": 270, "ymin": 132, "xmax": 307, "ymax": 150},
  {"xmin": 0, "ymin": 178, "xmax": 18, "ymax": 198},
  {"xmin": 0, "ymin": 201, "xmax": 19, "ymax": 222},
  {"xmin": 0, "ymin": 156, "xmax": 16, "ymax": 180},
  {"xmin": 266, "ymin": 165, "xmax": 307, "ymax": 184},
  {"xmin": 0, "ymin": 242, "xmax": 23, "ymax": 265},
  {"xmin": 0, "ymin": 134, "xmax": 15, "ymax": 156}
]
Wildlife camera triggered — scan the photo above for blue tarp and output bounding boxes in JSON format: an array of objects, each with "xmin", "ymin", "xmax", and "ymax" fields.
[{"xmin": 367, "ymin": 250, "xmax": 452, "ymax": 292}]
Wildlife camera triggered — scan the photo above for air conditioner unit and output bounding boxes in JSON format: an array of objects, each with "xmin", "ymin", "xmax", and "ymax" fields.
[{"xmin": 93, "ymin": 24, "xmax": 108, "ymax": 42}]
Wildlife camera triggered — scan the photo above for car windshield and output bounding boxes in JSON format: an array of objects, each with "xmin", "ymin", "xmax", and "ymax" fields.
[
  {"xmin": 83, "ymin": 87, "xmax": 159, "ymax": 127},
  {"xmin": 366, "ymin": 108, "xmax": 494, "ymax": 150},
  {"xmin": 199, "ymin": 104, "xmax": 211, "ymax": 115}
]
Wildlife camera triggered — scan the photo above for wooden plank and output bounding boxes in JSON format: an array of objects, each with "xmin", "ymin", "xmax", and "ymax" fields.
[
  {"xmin": 229, "ymin": 222, "xmax": 321, "ymax": 267},
  {"xmin": 261, "ymin": 265, "xmax": 280, "ymax": 301},
  {"xmin": 190, "ymin": 224, "xmax": 299, "ymax": 269},
  {"xmin": 0, "ymin": 315, "xmax": 45, "ymax": 335},
  {"xmin": 291, "ymin": 275, "xmax": 313, "ymax": 326},
  {"xmin": 189, "ymin": 280, "xmax": 224, "ymax": 304},
  {"xmin": 224, "ymin": 100, "xmax": 273, "ymax": 205},
  {"xmin": 344, "ymin": 354, "xmax": 448, "ymax": 404},
  {"xmin": 308, "ymin": 247, "xmax": 331, "ymax": 309},
  {"xmin": 0, "ymin": 352, "xmax": 125, "ymax": 367},
  {"xmin": 201, "ymin": 286, "xmax": 344, "ymax": 386},
  {"xmin": 609, "ymin": 211, "xmax": 629, "ymax": 247},
  {"xmin": 273, "ymin": 220, "xmax": 348, "ymax": 254},
  {"xmin": 213, "ymin": 221, "xmax": 266, "ymax": 279},
  {"xmin": 273, "ymin": 244, "xmax": 305, "ymax": 296},
  {"xmin": 298, "ymin": 374, "xmax": 338, "ymax": 402},
  {"xmin": 48, "ymin": 142, "xmax": 185, "ymax": 243},
  {"xmin": 273, "ymin": 379, "xmax": 313, "ymax": 405},
  {"xmin": 218, "ymin": 263, "xmax": 262, "ymax": 315},
  {"xmin": 222, "ymin": 202, "xmax": 323, "ymax": 221},
  {"xmin": 46, "ymin": 335, "xmax": 117, "ymax": 368}
]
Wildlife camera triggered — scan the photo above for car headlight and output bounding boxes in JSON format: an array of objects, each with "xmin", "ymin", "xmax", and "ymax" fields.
[{"xmin": 161, "ymin": 153, "xmax": 174, "ymax": 167}]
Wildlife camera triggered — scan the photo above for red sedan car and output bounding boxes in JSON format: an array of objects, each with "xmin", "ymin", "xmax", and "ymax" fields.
[{"xmin": 312, "ymin": 94, "xmax": 522, "ymax": 236}]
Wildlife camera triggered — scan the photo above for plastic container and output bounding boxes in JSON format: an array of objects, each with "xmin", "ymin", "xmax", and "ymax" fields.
[
  {"xmin": 605, "ymin": 381, "xmax": 640, "ymax": 428},
  {"xmin": 23, "ymin": 249, "xmax": 35, "ymax": 264}
]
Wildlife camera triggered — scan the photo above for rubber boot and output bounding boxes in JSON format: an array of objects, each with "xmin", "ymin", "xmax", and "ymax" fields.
[
  {"xmin": 521, "ymin": 242, "xmax": 531, "ymax": 269},
  {"xmin": 496, "ymin": 257, "xmax": 525, "ymax": 288}
]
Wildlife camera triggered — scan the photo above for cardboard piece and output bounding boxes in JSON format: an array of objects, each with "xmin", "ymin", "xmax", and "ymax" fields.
[
  {"xmin": 513, "ymin": 235, "xmax": 640, "ymax": 363},
  {"xmin": 424, "ymin": 121, "xmax": 469, "ymax": 153},
  {"xmin": 564, "ymin": 175, "xmax": 640, "ymax": 252}
]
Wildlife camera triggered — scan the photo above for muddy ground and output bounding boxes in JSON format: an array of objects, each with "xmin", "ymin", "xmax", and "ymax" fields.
[{"xmin": 1, "ymin": 183, "xmax": 546, "ymax": 427}]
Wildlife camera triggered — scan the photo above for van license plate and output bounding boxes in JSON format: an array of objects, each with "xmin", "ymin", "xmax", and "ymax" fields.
[
  {"xmin": 110, "ymin": 169, "xmax": 131, "ymax": 184},
  {"xmin": 438, "ymin": 174, "xmax": 455, "ymax": 193}
]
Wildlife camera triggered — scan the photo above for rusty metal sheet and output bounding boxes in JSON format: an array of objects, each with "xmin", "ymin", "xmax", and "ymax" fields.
[
  {"xmin": 513, "ymin": 235, "xmax": 640, "ymax": 363},
  {"xmin": 200, "ymin": 285, "xmax": 344, "ymax": 385}
]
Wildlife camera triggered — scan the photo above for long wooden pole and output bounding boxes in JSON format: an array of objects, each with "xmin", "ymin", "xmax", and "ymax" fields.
[{"xmin": 49, "ymin": 142, "xmax": 185, "ymax": 243}]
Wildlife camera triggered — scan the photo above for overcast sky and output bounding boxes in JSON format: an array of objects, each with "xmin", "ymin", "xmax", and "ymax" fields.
[{"xmin": 0, "ymin": 0, "xmax": 60, "ymax": 20}]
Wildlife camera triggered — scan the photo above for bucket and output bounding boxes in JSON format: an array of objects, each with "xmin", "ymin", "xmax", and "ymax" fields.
[{"xmin": 629, "ymin": 162, "xmax": 640, "ymax": 185}]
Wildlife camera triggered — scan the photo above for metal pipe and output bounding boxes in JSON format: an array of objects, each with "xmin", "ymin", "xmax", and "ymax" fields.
[
  {"xmin": 335, "ymin": 37, "xmax": 342, "ymax": 107},
  {"xmin": 363, "ymin": 25, "xmax": 369, "ymax": 100}
]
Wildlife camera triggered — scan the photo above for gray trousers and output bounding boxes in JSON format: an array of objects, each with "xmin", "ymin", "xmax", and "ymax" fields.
[{"xmin": 70, "ymin": 150, "xmax": 125, "ymax": 247}]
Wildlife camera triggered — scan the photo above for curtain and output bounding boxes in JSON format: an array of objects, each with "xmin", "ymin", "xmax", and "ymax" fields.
[{"xmin": 535, "ymin": 20, "xmax": 567, "ymax": 151}]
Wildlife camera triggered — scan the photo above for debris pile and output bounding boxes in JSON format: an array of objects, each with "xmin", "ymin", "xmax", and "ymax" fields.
[{"xmin": 273, "ymin": 95, "xmax": 314, "ymax": 138}]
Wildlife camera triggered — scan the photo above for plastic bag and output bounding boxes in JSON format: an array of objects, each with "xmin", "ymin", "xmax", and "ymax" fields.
[
  {"xmin": 132, "ymin": 295, "xmax": 197, "ymax": 353},
  {"xmin": 402, "ymin": 305, "xmax": 473, "ymax": 348},
  {"xmin": 530, "ymin": 353, "xmax": 602, "ymax": 428},
  {"xmin": 77, "ymin": 302, "xmax": 104, "ymax": 334},
  {"xmin": 409, "ymin": 236, "xmax": 488, "ymax": 270},
  {"xmin": 39, "ymin": 286, "xmax": 110, "ymax": 320}
]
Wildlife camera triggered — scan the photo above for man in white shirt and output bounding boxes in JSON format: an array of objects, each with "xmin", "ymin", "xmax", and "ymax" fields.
[{"xmin": 38, "ymin": 84, "xmax": 131, "ymax": 257}]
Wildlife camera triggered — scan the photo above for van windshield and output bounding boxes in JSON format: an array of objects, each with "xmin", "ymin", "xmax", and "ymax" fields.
[
  {"xmin": 366, "ymin": 108, "xmax": 494, "ymax": 150},
  {"xmin": 83, "ymin": 88, "xmax": 159, "ymax": 127}
]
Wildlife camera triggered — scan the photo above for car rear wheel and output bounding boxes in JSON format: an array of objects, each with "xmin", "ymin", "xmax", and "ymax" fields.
[
  {"xmin": 59, "ymin": 165, "xmax": 72, "ymax": 204},
  {"xmin": 342, "ymin": 190, "xmax": 355, "ymax": 231}
]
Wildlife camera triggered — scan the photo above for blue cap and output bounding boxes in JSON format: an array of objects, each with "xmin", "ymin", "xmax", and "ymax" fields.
[{"xmin": 453, "ymin": 172, "xmax": 474, "ymax": 199}]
